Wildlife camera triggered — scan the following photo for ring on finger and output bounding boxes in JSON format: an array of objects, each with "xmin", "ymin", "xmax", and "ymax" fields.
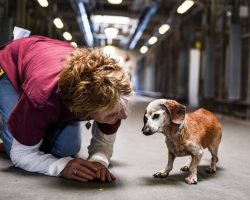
[{"xmin": 74, "ymin": 169, "xmax": 78, "ymax": 175}]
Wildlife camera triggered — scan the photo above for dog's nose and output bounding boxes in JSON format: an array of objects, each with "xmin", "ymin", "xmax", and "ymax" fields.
[
  {"xmin": 142, "ymin": 130, "xmax": 154, "ymax": 136},
  {"xmin": 142, "ymin": 126, "xmax": 153, "ymax": 136}
]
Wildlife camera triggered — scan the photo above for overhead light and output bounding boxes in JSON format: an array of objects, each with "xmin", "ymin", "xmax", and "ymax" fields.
[
  {"xmin": 37, "ymin": 0, "xmax": 48, "ymax": 7},
  {"xmin": 63, "ymin": 32, "xmax": 72, "ymax": 41},
  {"xmin": 91, "ymin": 15, "xmax": 138, "ymax": 45},
  {"xmin": 104, "ymin": 27, "xmax": 119, "ymax": 39},
  {"xmin": 177, "ymin": 0, "xmax": 194, "ymax": 14},
  {"xmin": 226, "ymin": 10, "xmax": 232, "ymax": 17},
  {"xmin": 140, "ymin": 46, "xmax": 148, "ymax": 54},
  {"xmin": 107, "ymin": 0, "xmax": 123, "ymax": 4},
  {"xmin": 78, "ymin": 2, "xmax": 94, "ymax": 46},
  {"xmin": 53, "ymin": 18, "xmax": 64, "ymax": 29},
  {"xmin": 91, "ymin": 15, "xmax": 131, "ymax": 25},
  {"xmin": 158, "ymin": 24, "xmax": 170, "ymax": 34},
  {"xmin": 148, "ymin": 36, "xmax": 157, "ymax": 45},
  {"xmin": 70, "ymin": 42, "xmax": 77, "ymax": 47}
]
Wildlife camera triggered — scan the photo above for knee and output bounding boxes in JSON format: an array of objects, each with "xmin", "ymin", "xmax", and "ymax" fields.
[
  {"xmin": 62, "ymin": 143, "xmax": 81, "ymax": 157},
  {"xmin": 51, "ymin": 140, "xmax": 81, "ymax": 158}
]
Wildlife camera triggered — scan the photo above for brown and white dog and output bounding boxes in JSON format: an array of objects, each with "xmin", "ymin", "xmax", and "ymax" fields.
[{"xmin": 142, "ymin": 99, "xmax": 222, "ymax": 184}]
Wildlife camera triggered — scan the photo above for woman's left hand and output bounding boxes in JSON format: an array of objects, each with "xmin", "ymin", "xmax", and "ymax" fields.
[{"xmin": 91, "ymin": 162, "xmax": 116, "ymax": 182}]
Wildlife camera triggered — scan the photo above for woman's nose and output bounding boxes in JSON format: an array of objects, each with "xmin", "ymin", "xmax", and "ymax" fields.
[{"xmin": 119, "ymin": 108, "xmax": 128, "ymax": 120}]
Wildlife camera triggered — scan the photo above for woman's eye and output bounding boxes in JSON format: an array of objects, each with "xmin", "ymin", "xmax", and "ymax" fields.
[{"xmin": 153, "ymin": 113, "xmax": 160, "ymax": 119}]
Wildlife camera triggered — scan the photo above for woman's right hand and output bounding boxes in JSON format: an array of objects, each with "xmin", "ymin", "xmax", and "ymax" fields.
[{"xmin": 61, "ymin": 158, "xmax": 98, "ymax": 182}]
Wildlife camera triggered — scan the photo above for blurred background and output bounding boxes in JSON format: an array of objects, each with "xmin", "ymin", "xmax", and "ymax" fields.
[{"xmin": 0, "ymin": 0, "xmax": 250, "ymax": 120}]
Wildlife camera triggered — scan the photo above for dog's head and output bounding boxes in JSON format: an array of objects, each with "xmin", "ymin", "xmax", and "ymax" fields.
[{"xmin": 142, "ymin": 99, "xmax": 186, "ymax": 136}]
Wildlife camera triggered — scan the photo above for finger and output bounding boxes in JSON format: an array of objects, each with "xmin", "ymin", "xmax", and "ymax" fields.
[
  {"xmin": 73, "ymin": 174, "xmax": 88, "ymax": 182},
  {"xmin": 75, "ymin": 169, "xmax": 94, "ymax": 181},
  {"xmin": 78, "ymin": 159, "xmax": 98, "ymax": 172},
  {"xmin": 106, "ymin": 172, "xmax": 112, "ymax": 182},
  {"xmin": 100, "ymin": 168, "xmax": 106, "ymax": 182},
  {"xmin": 77, "ymin": 165, "xmax": 96, "ymax": 178},
  {"xmin": 96, "ymin": 168, "xmax": 101, "ymax": 179}
]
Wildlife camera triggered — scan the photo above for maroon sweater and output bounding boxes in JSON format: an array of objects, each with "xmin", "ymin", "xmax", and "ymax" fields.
[{"xmin": 0, "ymin": 36, "xmax": 120, "ymax": 146}]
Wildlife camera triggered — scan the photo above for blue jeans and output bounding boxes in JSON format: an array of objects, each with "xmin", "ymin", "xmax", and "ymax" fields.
[{"xmin": 0, "ymin": 74, "xmax": 83, "ymax": 157}]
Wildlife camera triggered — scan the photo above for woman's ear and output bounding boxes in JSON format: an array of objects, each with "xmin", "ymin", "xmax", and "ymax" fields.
[{"xmin": 163, "ymin": 100, "xmax": 186, "ymax": 125}]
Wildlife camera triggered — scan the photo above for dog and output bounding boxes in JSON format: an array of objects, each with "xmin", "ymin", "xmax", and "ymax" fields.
[{"xmin": 142, "ymin": 99, "xmax": 222, "ymax": 184}]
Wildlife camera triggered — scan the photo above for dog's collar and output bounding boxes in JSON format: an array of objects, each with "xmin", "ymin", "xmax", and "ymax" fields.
[{"xmin": 176, "ymin": 120, "xmax": 185, "ymax": 135}]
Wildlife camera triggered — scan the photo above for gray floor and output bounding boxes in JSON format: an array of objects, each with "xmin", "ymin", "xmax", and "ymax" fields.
[{"xmin": 1, "ymin": 95, "xmax": 250, "ymax": 200}]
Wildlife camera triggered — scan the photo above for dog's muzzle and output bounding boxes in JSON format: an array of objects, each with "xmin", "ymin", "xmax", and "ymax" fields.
[{"xmin": 141, "ymin": 125, "xmax": 155, "ymax": 136}]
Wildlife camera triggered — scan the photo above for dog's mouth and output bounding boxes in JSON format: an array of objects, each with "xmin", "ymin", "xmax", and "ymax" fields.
[
  {"xmin": 142, "ymin": 127, "xmax": 165, "ymax": 136},
  {"xmin": 142, "ymin": 130, "xmax": 157, "ymax": 136},
  {"xmin": 142, "ymin": 125, "xmax": 161, "ymax": 136}
]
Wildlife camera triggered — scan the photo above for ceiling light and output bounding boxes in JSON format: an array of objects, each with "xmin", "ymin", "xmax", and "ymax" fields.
[
  {"xmin": 140, "ymin": 46, "xmax": 148, "ymax": 54},
  {"xmin": 148, "ymin": 36, "xmax": 158, "ymax": 45},
  {"xmin": 63, "ymin": 32, "xmax": 72, "ymax": 41},
  {"xmin": 37, "ymin": 0, "xmax": 48, "ymax": 7},
  {"xmin": 104, "ymin": 27, "xmax": 119, "ymax": 39},
  {"xmin": 107, "ymin": 0, "xmax": 123, "ymax": 4},
  {"xmin": 91, "ymin": 15, "xmax": 131, "ymax": 25},
  {"xmin": 226, "ymin": 10, "xmax": 232, "ymax": 17},
  {"xmin": 159, "ymin": 24, "xmax": 170, "ymax": 34},
  {"xmin": 53, "ymin": 18, "xmax": 64, "ymax": 29},
  {"xmin": 177, "ymin": 0, "xmax": 194, "ymax": 14},
  {"xmin": 70, "ymin": 42, "xmax": 77, "ymax": 47}
]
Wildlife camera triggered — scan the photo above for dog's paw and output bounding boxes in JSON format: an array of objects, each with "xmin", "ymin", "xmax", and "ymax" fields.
[
  {"xmin": 185, "ymin": 176, "xmax": 197, "ymax": 185},
  {"xmin": 153, "ymin": 171, "xmax": 169, "ymax": 178},
  {"xmin": 180, "ymin": 166, "xmax": 189, "ymax": 172},
  {"xmin": 205, "ymin": 167, "xmax": 216, "ymax": 174}
]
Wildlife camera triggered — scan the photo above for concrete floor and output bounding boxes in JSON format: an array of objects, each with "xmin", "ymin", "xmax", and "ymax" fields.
[{"xmin": 1, "ymin": 95, "xmax": 250, "ymax": 200}]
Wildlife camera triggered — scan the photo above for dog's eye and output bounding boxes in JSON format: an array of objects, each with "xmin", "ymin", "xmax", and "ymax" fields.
[
  {"xmin": 143, "ymin": 115, "xmax": 148, "ymax": 123},
  {"xmin": 153, "ymin": 113, "xmax": 160, "ymax": 119}
]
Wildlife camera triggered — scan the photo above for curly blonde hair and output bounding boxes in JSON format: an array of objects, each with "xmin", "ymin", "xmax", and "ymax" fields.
[{"xmin": 59, "ymin": 48, "xmax": 133, "ymax": 118}]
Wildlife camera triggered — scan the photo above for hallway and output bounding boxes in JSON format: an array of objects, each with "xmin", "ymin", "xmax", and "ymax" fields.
[{"xmin": 1, "ymin": 95, "xmax": 250, "ymax": 200}]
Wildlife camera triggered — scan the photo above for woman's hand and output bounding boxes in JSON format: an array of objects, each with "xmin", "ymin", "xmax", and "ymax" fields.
[
  {"xmin": 61, "ymin": 158, "xmax": 98, "ymax": 182},
  {"xmin": 91, "ymin": 161, "xmax": 116, "ymax": 182}
]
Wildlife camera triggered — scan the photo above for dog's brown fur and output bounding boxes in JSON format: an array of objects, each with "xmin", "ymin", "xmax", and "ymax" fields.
[{"xmin": 142, "ymin": 99, "xmax": 222, "ymax": 184}]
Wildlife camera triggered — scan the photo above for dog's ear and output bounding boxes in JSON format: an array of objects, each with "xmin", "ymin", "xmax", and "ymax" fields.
[{"xmin": 163, "ymin": 100, "xmax": 186, "ymax": 125}]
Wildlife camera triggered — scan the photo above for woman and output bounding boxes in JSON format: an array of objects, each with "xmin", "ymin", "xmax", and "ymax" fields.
[{"xmin": 0, "ymin": 35, "xmax": 133, "ymax": 182}]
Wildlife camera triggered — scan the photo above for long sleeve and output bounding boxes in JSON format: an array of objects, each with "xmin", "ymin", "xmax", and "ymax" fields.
[
  {"xmin": 10, "ymin": 138, "xmax": 73, "ymax": 176},
  {"xmin": 87, "ymin": 122, "xmax": 117, "ymax": 168}
]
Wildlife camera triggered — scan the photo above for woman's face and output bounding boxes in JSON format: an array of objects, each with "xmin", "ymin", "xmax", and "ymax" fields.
[{"xmin": 91, "ymin": 101, "xmax": 128, "ymax": 124}]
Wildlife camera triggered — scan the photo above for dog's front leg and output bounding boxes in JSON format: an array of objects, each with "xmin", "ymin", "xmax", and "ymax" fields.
[
  {"xmin": 153, "ymin": 151, "xmax": 176, "ymax": 178},
  {"xmin": 185, "ymin": 153, "xmax": 203, "ymax": 184},
  {"xmin": 180, "ymin": 156, "xmax": 192, "ymax": 172}
]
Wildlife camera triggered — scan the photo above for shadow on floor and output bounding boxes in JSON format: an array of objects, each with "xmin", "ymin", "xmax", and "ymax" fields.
[
  {"xmin": 139, "ymin": 165, "xmax": 225, "ymax": 186},
  {"xmin": 0, "ymin": 155, "xmax": 124, "ymax": 191}
]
